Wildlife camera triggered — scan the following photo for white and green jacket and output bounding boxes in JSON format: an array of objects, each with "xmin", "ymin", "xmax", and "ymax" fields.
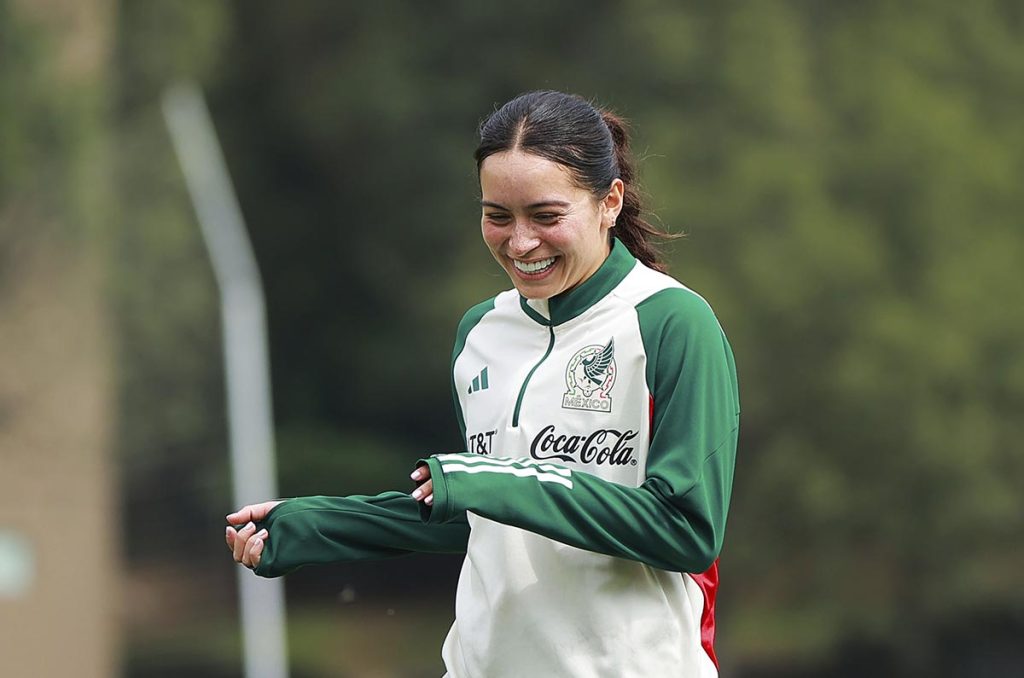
[{"xmin": 254, "ymin": 239, "xmax": 740, "ymax": 678}]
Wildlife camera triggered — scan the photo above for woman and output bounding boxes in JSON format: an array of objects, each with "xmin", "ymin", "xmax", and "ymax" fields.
[{"xmin": 227, "ymin": 90, "xmax": 740, "ymax": 677}]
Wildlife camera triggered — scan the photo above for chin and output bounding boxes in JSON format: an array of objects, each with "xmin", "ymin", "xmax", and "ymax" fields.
[
  {"xmin": 517, "ymin": 289, "xmax": 549, "ymax": 300},
  {"xmin": 514, "ymin": 282, "xmax": 561, "ymax": 301},
  {"xmin": 506, "ymin": 267, "xmax": 563, "ymax": 301}
]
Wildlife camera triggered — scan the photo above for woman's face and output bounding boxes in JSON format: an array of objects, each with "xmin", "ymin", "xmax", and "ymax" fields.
[{"xmin": 479, "ymin": 150, "xmax": 623, "ymax": 300}]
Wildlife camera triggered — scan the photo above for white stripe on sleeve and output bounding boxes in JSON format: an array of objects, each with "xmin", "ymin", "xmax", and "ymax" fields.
[
  {"xmin": 439, "ymin": 462, "xmax": 574, "ymax": 489},
  {"xmin": 435, "ymin": 454, "xmax": 572, "ymax": 478}
]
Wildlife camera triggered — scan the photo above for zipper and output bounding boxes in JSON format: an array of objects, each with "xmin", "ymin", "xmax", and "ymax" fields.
[{"xmin": 511, "ymin": 325, "xmax": 555, "ymax": 427}]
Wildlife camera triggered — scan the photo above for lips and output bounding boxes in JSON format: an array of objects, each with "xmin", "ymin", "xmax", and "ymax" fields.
[{"xmin": 512, "ymin": 257, "xmax": 557, "ymax": 274}]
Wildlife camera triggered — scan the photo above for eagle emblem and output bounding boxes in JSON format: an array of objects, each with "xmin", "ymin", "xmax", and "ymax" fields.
[{"xmin": 562, "ymin": 338, "xmax": 617, "ymax": 413}]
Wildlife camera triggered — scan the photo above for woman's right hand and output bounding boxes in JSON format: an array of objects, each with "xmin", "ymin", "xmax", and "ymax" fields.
[{"xmin": 225, "ymin": 500, "xmax": 284, "ymax": 569}]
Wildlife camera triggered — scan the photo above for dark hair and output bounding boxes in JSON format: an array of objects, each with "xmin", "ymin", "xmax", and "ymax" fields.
[{"xmin": 474, "ymin": 90, "xmax": 673, "ymax": 272}]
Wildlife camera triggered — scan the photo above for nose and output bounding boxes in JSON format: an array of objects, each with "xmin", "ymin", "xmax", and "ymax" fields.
[{"xmin": 507, "ymin": 220, "xmax": 540, "ymax": 257}]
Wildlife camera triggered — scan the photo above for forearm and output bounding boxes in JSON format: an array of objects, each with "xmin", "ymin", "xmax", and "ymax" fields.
[
  {"xmin": 418, "ymin": 442, "xmax": 736, "ymax": 573},
  {"xmin": 254, "ymin": 491, "xmax": 469, "ymax": 577}
]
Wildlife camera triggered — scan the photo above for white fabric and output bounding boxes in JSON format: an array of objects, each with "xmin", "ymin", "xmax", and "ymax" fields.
[{"xmin": 442, "ymin": 262, "xmax": 718, "ymax": 677}]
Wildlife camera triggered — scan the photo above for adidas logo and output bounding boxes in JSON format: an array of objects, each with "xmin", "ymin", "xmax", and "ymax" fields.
[{"xmin": 467, "ymin": 366, "xmax": 489, "ymax": 394}]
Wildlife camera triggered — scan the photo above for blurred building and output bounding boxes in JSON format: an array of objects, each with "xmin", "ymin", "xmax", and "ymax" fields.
[
  {"xmin": 0, "ymin": 1, "xmax": 119, "ymax": 676},
  {"xmin": 0, "ymin": 237, "xmax": 118, "ymax": 678}
]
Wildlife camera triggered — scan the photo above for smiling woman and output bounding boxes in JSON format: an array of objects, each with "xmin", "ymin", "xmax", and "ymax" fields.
[
  {"xmin": 226, "ymin": 90, "xmax": 740, "ymax": 678},
  {"xmin": 479, "ymin": 149, "xmax": 621, "ymax": 300}
]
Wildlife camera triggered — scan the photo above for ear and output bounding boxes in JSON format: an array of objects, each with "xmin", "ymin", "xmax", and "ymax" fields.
[{"xmin": 602, "ymin": 179, "xmax": 625, "ymax": 226}]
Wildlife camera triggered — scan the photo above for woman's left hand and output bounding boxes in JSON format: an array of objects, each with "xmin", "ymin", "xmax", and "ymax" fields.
[
  {"xmin": 225, "ymin": 500, "xmax": 283, "ymax": 569},
  {"xmin": 410, "ymin": 465, "xmax": 434, "ymax": 506}
]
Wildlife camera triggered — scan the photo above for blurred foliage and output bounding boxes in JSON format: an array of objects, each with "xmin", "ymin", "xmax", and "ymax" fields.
[
  {"xmin": 31, "ymin": 0, "xmax": 1021, "ymax": 675},
  {"xmin": 110, "ymin": 1, "xmax": 231, "ymax": 562},
  {"xmin": 0, "ymin": 0, "xmax": 108, "ymax": 266}
]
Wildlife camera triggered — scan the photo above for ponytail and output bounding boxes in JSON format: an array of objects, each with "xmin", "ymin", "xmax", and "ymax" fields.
[
  {"xmin": 476, "ymin": 91, "xmax": 676, "ymax": 272},
  {"xmin": 599, "ymin": 110, "xmax": 676, "ymax": 273}
]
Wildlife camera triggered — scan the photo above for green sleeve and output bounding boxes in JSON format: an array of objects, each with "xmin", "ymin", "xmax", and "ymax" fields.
[
  {"xmin": 418, "ymin": 288, "xmax": 739, "ymax": 573},
  {"xmin": 451, "ymin": 297, "xmax": 496, "ymax": 441},
  {"xmin": 252, "ymin": 297, "xmax": 503, "ymax": 580},
  {"xmin": 252, "ymin": 491, "xmax": 469, "ymax": 578}
]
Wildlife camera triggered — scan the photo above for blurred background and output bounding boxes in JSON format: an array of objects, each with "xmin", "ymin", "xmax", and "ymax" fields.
[{"xmin": 1, "ymin": 1, "xmax": 1023, "ymax": 676}]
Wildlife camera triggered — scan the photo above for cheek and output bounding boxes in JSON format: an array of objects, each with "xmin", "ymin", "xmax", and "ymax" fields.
[
  {"xmin": 544, "ymin": 221, "xmax": 589, "ymax": 253},
  {"xmin": 480, "ymin": 222, "xmax": 505, "ymax": 252}
]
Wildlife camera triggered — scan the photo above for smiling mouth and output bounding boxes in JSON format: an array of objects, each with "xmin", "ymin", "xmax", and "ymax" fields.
[{"xmin": 512, "ymin": 257, "xmax": 557, "ymax": 275}]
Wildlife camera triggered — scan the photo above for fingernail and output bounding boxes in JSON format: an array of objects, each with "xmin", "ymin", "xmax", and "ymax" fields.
[
  {"xmin": 412, "ymin": 488, "xmax": 422, "ymax": 500},
  {"xmin": 425, "ymin": 495, "xmax": 434, "ymax": 505},
  {"xmin": 257, "ymin": 529, "xmax": 268, "ymax": 539},
  {"xmin": 245, "ymin": 521, "xmax": 255, "ymax": 531},
  {"xmin": 410, "ymin": 469, "xmax": 420, "ymax": 480}
]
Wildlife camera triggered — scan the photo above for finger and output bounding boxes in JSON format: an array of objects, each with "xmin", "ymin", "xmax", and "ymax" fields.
[
  {"xmin": 243, "ymin": 530, "xmax": 267, "ymax": 568},
  {"xmin": 228, "ymin": 500, "xmax": 283, "ymax": 525},
  {"xmin": 243, "ymin": 532, "xmax": 266, "ymax": 569},
  {"xmin": 226, "ymin": 526, "xmax": 236, "ymax": 549},
  {"xmin": 412, "ymin": 479, "xmax": 434, "ymax": 501},
  {"xmin": 425, "ymin": 494, "xmax": 433, "ymax": 506},
  {"xmin": 226, "ymin": 506, "xmax": 252, "ymax": 525},
  {"xmin": 233, "ymin": 522, "xmax": 256, "ymax": 563},
  {"xmin": 410, "ymin": 465, "xmax": 431, "ymax": 482},
  {"xmin": 244, "ymin": 533, "xmax": 266, "ymax": 568},
  {"xmin": 241, "ymin": 538, "xmax": 253, "ymax": 568}
]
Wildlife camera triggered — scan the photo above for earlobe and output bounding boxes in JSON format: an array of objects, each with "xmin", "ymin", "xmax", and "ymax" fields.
[
  {"xmin": 607, "ymin": 205, "xmax": 620, "ymax": 228},
  {"xmin": 604, "ymin": 178, "xmax": 625, "ymax": 226}
]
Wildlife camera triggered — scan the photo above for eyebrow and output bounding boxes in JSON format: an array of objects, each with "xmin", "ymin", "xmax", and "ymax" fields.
[{"xmin": 480, "ymin": 200, "xmax": 572, "ymax": 210}]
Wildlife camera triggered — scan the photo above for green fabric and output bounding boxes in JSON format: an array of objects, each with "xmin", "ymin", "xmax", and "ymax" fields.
[
  {"xmin": 253, "ymin": 492, "xmax": 469, "ymax": 577},
  {"xmin": 252, "ymin": 296, "xmax": 502, "ymax": 579},
  {"xmin": 636, "ymin": 287, "xmax": 740, "ymax": 564},
  {"xmin": 251, "ymin": 254, "xmax": 739, "ymax": 579},
  {"xmin": 419, "ymin": 288, "xmax": 740, "ymax": 573},
  {"xmin": 451, "ymin": 297, "xmax": 496, "ymax": 440},
  {"xmin": 518, "ymin": 237, "xmax": 635, "ymax": 327}
]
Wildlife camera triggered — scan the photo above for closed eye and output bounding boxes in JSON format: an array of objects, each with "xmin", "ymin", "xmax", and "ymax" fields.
[
  {"xmin": 534, "ymin": 213, "xmax": 562, "ymax": 225},
  {"xmin": 484, "ymin": 212, "xmax": 512, "ymax": 225}
]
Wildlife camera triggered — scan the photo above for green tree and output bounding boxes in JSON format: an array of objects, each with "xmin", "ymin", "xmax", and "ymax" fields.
[{"xmin": 103, "ymin": 0, "xmax": 1024, "ymax": 674}]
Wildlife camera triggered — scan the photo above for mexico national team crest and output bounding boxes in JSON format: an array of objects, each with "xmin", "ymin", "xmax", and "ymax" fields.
[{"xmin": 562, "ymin": 338, "xmax": 616, "ymax": 413}]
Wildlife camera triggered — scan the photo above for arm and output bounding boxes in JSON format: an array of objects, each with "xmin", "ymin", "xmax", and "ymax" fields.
[
  {"xmin": 416, "ymin": 289, "xmax": 740, "ymax": 573},
  {"xmin": 248, "ymin": 492, "xmax": 469, "ymax": 578},
  {"xmin": 232, "ymin": 302, "xmax": 498, "ymax": 578}
]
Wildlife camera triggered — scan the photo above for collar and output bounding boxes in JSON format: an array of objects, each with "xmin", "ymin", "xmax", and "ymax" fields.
[{"xmin": 519, "ymin": 237, "xmax": 635, "ymax": 326}]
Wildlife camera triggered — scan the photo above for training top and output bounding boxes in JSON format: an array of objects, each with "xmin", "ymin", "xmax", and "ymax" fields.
[{"xmin": 253, "ymin": 238, "xmax": 741, "ymax": 678}]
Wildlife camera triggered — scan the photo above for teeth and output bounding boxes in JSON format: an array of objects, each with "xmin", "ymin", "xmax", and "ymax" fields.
[{"xmin": 513, "ymin": 257, "xmax": 556, "ymax": 274}]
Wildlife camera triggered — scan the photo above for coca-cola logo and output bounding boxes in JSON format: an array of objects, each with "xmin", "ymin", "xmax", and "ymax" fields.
[{"xmin": 530, "ymin": 425, "xmax": 638, "ymax": 466}]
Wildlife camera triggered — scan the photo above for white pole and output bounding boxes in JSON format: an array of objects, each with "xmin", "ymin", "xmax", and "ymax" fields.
[{"xmin": 162, "ymin": 82, "xmax": 289, "ymax": 678}]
